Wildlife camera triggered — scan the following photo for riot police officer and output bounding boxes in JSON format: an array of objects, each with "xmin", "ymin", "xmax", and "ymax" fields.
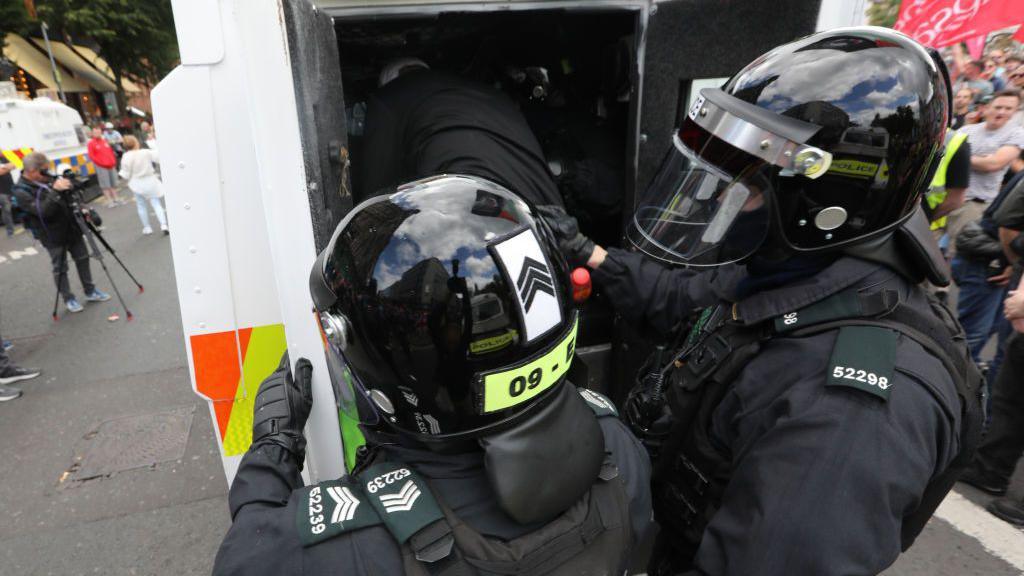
[
  {"xmin": 597, "ymin": 27, "xmax": 983, "ymax": 575},
  {"xmin": 213, "ymin": 175, "xmax": 652, "ymax": 575}
]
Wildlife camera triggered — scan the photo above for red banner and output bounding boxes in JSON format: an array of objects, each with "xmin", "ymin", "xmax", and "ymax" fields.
[
  {"xmin": 894, "ymin": 0, "xmax": 1023, "ymax": 48},
  {"xmin": 1014, "ymin": 24, "xmax": 1024, "ymax": 43},
  {"xmin": 965, "ymin": 35, "xmax": 986, "ymax": 59}
]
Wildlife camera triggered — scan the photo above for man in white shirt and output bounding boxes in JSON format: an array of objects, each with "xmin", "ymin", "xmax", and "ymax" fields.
[{"xmin": 947, "ymin": 90, "xmax": 1024, "ymax": 253}]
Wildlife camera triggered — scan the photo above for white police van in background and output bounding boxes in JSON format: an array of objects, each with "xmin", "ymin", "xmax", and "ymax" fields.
[
  {"xmin": 153, "ymin": 0, "xmax": 866, "ymax": 485},
  {"xmin": 0, "ymin": 81, "xmax": 93, "ymax": 181}
]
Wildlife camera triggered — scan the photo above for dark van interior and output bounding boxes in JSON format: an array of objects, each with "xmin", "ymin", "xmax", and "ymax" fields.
[
  {"xmin": 288, "ymin": 0, "xmax": 822, "ymax": 400},
  {"xmin": 337, "ymin": 10, "xmax": 638, "ymax": 252}
]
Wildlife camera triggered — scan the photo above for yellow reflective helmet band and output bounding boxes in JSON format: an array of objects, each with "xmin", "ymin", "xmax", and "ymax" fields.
[{"xmin": 478, "ymin": 316, "xmax": 578, "ymax": 414}]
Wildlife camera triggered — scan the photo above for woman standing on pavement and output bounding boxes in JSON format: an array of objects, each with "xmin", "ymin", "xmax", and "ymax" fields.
[
  {"xmin": 119, "ymin": 136, "xmax": 168, "ymax": 235},
  {"xmin": 87, "ymin": 126, "xmax": 123, "ymax": 207}
]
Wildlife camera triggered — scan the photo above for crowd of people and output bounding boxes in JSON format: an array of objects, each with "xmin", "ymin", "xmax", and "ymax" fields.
[
  {"xmin": 922, "ymin": 43, "xmax": 1024, "ymax": 525},
  {"xmin": 0, "ymin": 119, "xmax": 166, "ymax": 403}
]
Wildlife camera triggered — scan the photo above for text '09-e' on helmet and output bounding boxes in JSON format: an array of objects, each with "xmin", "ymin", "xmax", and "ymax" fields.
[
  {"xmin": 629, "ymin": 26, "xmax": 951, "ymax": 266},
  {"xmin": 309, "ymin": 175, "xmax": 576, "ymax": 443}
]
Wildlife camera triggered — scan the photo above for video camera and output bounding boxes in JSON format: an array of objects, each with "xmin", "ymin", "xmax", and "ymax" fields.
[
  {"xmin": 48, "ymin": 164, "xmax": 102, "ymax": 227},
  {"xmin": 49, "ymin": 165, "xmax": 91, "ymax": 195}
]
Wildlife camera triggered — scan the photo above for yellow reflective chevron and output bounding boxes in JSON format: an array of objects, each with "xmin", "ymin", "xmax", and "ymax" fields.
[
  {"xmin": 222, "ymin": 324, "xmax": 288, "ymax": 456},
  {"xmin": 926, "ymin": 131, "xmax": 968, "ymax": 231}
]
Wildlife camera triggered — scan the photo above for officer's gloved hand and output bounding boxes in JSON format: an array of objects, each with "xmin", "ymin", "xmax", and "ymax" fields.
[
  {"xmin": 536, "ymin": 204, "xmax": 596, "ymax": 268},
  {"xmin": 252, "ymin": 352, "xmax": 313, "ymax": 468}
]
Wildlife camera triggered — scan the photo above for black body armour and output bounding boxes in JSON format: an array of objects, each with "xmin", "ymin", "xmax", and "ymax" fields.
[
  {"xmin": 296, "ymin": 389, "xmax": 633, "ymax": 576},
  {"xmin": 635, "ymin": 286, "xmax": 984, "ymax": 571}
]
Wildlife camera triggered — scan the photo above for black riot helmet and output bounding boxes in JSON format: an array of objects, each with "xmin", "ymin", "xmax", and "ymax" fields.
[
  {"xmin": 309, "ymin": 175, "xmax": 578, "ymax": 443},
  {"xmin": 629, "ymin": 26, "xmax": 951, "ymax": 266}
]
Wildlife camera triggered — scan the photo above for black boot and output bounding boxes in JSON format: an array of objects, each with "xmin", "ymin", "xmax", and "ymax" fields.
[
  {"xmin": 958, "ymin": 466, "xmax": 1009, "ymax": 496},
  {"xmin": 987, "ymin": 497, "xmax": 1024, "ymax": 526}
]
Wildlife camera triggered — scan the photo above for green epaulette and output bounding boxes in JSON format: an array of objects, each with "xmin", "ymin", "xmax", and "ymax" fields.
[
  {"xmin": 297, "ymin": 386, "xmax": 621, "ymax": 548},
  {"xmin": 296, "ymin": 462, "xmax": 444, "ymax": 547},
  {"xmin": 773, "ymin": 288, "xmax": 901, "ymax": 401}
]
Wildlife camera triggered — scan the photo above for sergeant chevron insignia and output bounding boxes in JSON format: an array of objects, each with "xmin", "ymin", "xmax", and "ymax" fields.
[
  {"xmin": 362, "ymin": 463, "xmax": 445, "ymax": 544},
  {"xmin": 296, "ymin": 479, "xmax": 381, "ymax": 547},
  {"xmin": 517, "ymin": 256, "xmax": 555, "ymax": 312},
  {"xmin": 379, "ymin": 480, "xmax": 422, "ymax": 513},
  {"xmin": 490, "ymin": 228, "xmax": 563, "ymax": 343},
  {"xmin": 327, "ymin": 485, "xmax": 360, "ymax": 523}
]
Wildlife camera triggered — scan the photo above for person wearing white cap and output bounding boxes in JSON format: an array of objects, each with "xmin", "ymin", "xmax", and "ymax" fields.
[{"xmin": 102, "ymin": 121, "xmax": 125, "ymax": 156}]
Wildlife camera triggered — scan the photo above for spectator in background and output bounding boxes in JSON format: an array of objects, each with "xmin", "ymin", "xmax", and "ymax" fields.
[
  {"xmin": 1009, "ymin": 67, "xmax": 1024, "ymax": 126},
  {"xmin": 102, "ymin": 121, "xmax": 125, "ymax": 157},
  {"xmin": 0, "ymin": 163, "xmax": 16, "ymax": 237},
  {"xmin": 10, "ymin": 152, "xmax": 111, "ymax": 313},
  {"xmin": 0, "ymin": 322, "xmax": 41, "ymax": 402},
  {"xmin": 949, "ymin": 91, "xmax": 1024, "ymax": 381},
  {"xmin": 966, "ymin": 94, "xmax": 991, "ymax": 126},
  {"xmin": 959, "ymin": 60, "xmax": 995, "ymax": 100},
  {"xmin": 88, "ymin": 126, "xmax": 123, "ymax": 207},
  {"xmin": 989, "ymin": 50, "xmax": 1008, "ymax": 76},
  {"xmin": 139, "ymin": 121, "xmax": 157, "ymax": 152},
  {"xmin": 1005, "ymin": 54, "xmax": 1022, "ymax": 76},
  {"xmin": 950, "ymin": 90, "xmax": 1024, "ymax": 251},
  {"xmin": 960, "ymin": 176, "xmax": 1024, "ymax": 522},
  {"xmin": 985, "ymin": 59, "xmax": 1006, "ymax": 92},
  {"xmin": 119, "ymin": 136, "xmax": 168, "ymax": 236},
  {"xmin": 953, "ymin": 86, "xmax": 975, "ymax": 129}
]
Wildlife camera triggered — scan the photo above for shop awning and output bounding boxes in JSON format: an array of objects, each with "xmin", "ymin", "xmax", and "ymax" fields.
[
  {"xmin": 2, "ymin": 34, "xmax": 91, "ymax": 92},
  {"xmin": 68, "ymin": 44, "xmax": 142, "ymax": 94},
  {"xmin": 27, "ymin": 37, "xmax": 117, "ymax": 93}
]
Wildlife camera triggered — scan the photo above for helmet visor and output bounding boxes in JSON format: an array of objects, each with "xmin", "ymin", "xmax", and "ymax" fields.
[
  {"xmin": 628, "ymin": 131, "xmax": 774, "ymax": 266},
  {"xmin": 629, "ymin": 88, "xmax": 835, "ymax": 266}
]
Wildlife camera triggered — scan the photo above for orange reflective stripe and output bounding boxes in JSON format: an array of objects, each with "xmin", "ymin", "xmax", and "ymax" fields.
[{"xmin": 189, "ymin": 324, "xmax": 287, "ymax": 455}]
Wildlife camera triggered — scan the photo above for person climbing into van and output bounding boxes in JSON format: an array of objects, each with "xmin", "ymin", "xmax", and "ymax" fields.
[{"xmin": 358, "ymin": 60, "xmax": 596, "ymax": 268}]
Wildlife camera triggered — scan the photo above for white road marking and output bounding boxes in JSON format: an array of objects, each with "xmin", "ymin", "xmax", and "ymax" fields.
[
  {"xmin": 0, "ymin": 245, "xmax": 39, "ymax": 264},
  {"xmin": 934, "ymin": 490, "xmax": 1024, "ymax": 571}
]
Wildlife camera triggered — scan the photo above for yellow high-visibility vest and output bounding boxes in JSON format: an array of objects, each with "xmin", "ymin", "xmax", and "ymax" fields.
[{"xmin": 925, "ymin": 131, "xmax": 968, "ymax": 230}]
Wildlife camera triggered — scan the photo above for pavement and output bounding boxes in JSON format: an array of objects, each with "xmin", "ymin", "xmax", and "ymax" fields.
[
  {"xmin": 0, "ymin": 191, "xmax": 1023, "ymax": 575},
  {"xmin": 0, "ymin": 194, "xmax": 229, "ymax": 576}
]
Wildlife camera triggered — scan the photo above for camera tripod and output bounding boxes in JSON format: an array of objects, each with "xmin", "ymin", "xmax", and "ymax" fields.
[{"xmin": 50, "ymin": 186, "xmax": 143, "ymax": 322}]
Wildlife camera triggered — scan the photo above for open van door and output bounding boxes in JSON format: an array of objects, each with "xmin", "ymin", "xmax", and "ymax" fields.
[{"xmin": 153, "ymin": 0, "xmax": 349, "ymax": 485}]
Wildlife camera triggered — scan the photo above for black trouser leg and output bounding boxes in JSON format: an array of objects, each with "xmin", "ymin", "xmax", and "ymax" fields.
[
  {"xmin": 0, "ymin": 324, "xmax": 9, "ymax": 373},
  {"xmin": 0, "ymin": 195, "xmax": 14, "ymax": 234},
  {"xmin": 975, "ymin": 333, "xmax": 1024, "ymax": 481},
  {"xmin": 47, "ymin": 245, "xmax": 74, "ymax": 301},
  {"xmin": 68, "ymin": 235, "xmax": 95, "ymax": 294}
]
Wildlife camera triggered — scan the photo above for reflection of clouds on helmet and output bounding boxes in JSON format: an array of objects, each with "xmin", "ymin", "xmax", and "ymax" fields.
[
  {"xmin": 739, "ymin": 48, "xmax": 927, "ymax": 129},
  {"xmin": 464, "ymin": 255, "xmax": 498, "ymax": 288},
  {"xmin": 371, "ymin": 184, "xmax": 526, "ymax": 292}
]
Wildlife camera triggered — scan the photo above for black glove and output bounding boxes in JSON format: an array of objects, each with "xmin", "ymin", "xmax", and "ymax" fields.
[
  {"xmin": 252, "ymin": 352, "xmax": 313, "ymax": 467},
  {"xmin": 536, "ymin": 204, "xmax": 596, "ymax": 268}
]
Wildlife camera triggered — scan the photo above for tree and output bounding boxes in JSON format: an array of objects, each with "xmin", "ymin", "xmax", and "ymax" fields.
[
  {"xmin": 865, "ymin": 0, "xmax": 901, "ymax": 28},
  {"xmin": 0, "ymin": 2, "xmax": 31, "ymax": 49},
  {"xmin": 36, "ymin": 0, "xmax": 178, "ymax": 113}
]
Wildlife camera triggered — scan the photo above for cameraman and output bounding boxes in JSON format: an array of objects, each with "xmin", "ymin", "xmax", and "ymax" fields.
[{"xmin": 11, "ymin": 152, "xmax": 110, "ymax": 313}]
